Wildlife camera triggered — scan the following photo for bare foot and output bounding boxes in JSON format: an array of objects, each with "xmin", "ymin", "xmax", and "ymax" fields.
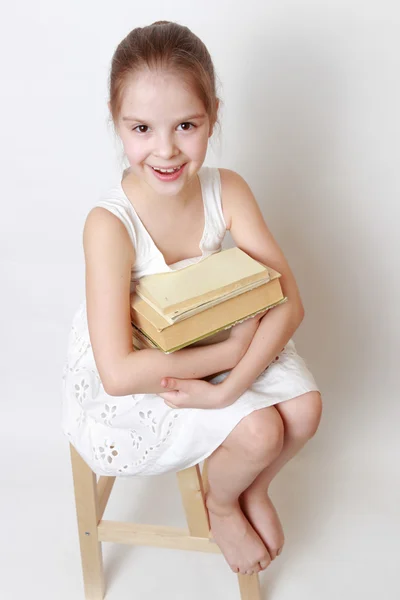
[
  {"xmin": 205, "ymin": 493, "xmax": 271, "ymax": 575},
  {"xmin": 239, "ymin": 491, "xmax": 285, "ymax": 560}
]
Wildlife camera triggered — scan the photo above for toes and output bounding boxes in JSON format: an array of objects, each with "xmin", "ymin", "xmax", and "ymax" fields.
[
  {"xmin": 233, "ymin": 565, "xmax": 262, "ymax": 575},
  {"xmin": 241, "ymin": 568, "xmax": 257, "ymax": 575},
  {"xmin": 259, "ymin": 557, "xmax": 271, "ymax": 570},
  {"xmin": 268, "ymin": 541, "xmax": 284, "ymax": 560},
  {"xmin": 267, "ymin": 545, "xmax": 284, "ymax": 561}
]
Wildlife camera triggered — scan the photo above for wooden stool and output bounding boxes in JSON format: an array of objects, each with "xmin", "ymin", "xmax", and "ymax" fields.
[{"xmin": 69, "ymin": 443, "xmax": 261, "ymax": 599}]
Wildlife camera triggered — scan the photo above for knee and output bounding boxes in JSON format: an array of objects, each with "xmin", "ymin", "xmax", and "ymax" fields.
[
  {"xmin": 283, "ymin": 391, "xmax": 323, "ymax": 442},
  {"xmin": 237, "ymin": 408, "xmax": 285, "ymax": 463},
  {"xmin": 304, "ymin": 391, "xmax": 323, "ymax": 439}
]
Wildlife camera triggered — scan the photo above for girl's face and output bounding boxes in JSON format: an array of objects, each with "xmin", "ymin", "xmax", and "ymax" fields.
[{"xmin": 115, "ymin": 69, "xmax": 213, "ymax": 197}]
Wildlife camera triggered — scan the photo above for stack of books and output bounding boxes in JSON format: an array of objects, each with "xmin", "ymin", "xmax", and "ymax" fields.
[{"xmin": 130, "ymin": 247, "xmax": 287, "ymax": 353}]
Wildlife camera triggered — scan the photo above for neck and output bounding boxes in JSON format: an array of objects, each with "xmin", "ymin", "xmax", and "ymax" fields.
[{"xmin": 125, "ymin": 168, "xmax": 200, "ymax": 211}]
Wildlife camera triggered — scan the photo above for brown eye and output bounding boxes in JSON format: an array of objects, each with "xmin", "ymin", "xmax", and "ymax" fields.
[
  {"xmin": 133, "ymin": 125, "xmax": 149, "ymax": 133},
  {"xmin": 178, "ymin": 122, "xmax": 194, "ymax": 131}
]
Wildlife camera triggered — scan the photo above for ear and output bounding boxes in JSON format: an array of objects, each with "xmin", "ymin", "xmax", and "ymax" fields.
[{"xmin": 209, "ymin": 119, "xmax": 217, "ymax": 138}]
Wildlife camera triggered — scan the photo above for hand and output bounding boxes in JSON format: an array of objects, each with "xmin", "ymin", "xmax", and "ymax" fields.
[
  {"xmin": 229, "ymin": 311, "xmax": 268, "ymax": 359},
  {"xmin": 159, "ymin": 377, "xmax": 225, "ymax": 409}
]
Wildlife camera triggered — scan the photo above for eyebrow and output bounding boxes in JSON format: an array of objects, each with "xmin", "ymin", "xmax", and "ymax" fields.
[{"xmin": 122, "ymin": 113, "xmax": 207, "ymax": 122}]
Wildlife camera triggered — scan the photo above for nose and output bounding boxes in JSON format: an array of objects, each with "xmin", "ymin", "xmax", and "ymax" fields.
[{"xmin": 153, "ymin": 131, "xmax": 179, "ymax": 160}]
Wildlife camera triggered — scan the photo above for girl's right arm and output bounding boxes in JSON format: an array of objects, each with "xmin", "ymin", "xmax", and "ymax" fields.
[{"xmin": 83, "ymin": 208, "xmax": 246, "ymax": 397}]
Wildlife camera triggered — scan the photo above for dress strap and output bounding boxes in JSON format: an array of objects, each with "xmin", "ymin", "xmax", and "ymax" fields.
[
  {"xmin": 94, "ymin": 195, "xmax": 138, "ymax": 250},
  {"xmin": 198, "ymin": 167, "xmax": 227, "ymax": 248}
]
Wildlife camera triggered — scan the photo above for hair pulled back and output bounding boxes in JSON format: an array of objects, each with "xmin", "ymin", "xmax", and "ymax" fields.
[{"xmin": 108, "ymin": 21, "xmax": 220, "ymax": 131}]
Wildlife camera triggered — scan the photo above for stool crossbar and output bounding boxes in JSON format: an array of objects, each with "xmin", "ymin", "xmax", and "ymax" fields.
[{"xmin": 69, "ymin": 443, "xmax": 261, "ymax": 599}]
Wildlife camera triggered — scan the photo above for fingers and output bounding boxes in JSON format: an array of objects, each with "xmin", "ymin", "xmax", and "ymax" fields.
[
  {"xmin": 161, "ymin": 377, "xmax": 192, "ymax": 390},
  {"xmin": 161, "ymin": 377, "xmax": 177, "ymax": 389},
  {"xmin": 163, "ymin": 400, "xmax": 178, "ymax": 409},
  {"xmin": 159, "ymin": 390, "xmax": 181, "ymax": 403}
]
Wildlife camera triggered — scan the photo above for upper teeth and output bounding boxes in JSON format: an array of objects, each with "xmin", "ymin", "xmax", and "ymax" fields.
[{"xmin": 153, "ymin": 165, "xmax": 182, "ymax": 173}]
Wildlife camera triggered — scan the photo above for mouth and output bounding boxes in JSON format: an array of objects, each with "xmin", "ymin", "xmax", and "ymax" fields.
[
  {"xmin": 151, "ymin": 164, "xmax": 184, "ymax": 173},
  {"xmin": 149, "ymin": 163, "xmax": 187, "ymax": 181}
]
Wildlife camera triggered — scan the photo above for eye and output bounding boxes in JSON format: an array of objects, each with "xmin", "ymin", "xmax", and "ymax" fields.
[
  {"xmin": 177, "ymin": 122, "xmax": 195, "ymax": 131},
  {"xmin": 132, "ymin": 125, "xmax": 149, "ymax": 133}
]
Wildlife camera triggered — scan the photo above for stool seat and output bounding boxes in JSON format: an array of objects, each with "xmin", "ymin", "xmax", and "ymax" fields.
[{"xmin": 69, "ymin": 443, "xmax": 261, "ymax": 599}]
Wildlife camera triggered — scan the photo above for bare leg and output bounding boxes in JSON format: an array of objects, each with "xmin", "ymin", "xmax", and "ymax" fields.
[
  {"xmin": 240, "ymin": 392, "xmax": 323, "ymax": 559},
  {"xmin": 239, "ymin": 432, "xmax": 306, "ymax": 559},
  {"xmin": 205, "ymin": 406, "xmax": 284, "ymax": 575}
]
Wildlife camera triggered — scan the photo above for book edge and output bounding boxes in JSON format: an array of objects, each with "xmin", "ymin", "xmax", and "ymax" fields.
[{"xmin": 133, "ymin": 296, "xmax": 288, "ymax": 353}]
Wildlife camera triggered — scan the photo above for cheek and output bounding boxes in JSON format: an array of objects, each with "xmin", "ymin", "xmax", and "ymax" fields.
[
  {"xmin": 184, "ymin": 133, "xmax": 209, "ymax": 160},
  {"xmin": 122, "ymin": 137, "xmax": 147, "ymax": 161}
]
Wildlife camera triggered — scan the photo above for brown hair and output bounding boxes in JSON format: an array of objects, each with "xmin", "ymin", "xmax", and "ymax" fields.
[{"xmin": 108, "ymin": 21, "xmax": 221, "ymax": 133}]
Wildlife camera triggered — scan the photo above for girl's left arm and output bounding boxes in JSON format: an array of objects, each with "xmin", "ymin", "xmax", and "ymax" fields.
[
  {"xmin": 216, "ymin": 168, "xmax": 305, "ymax": 407},
  {"xmin": 159, "ymin": 169, "xmax": 305, "ymax": 410}
]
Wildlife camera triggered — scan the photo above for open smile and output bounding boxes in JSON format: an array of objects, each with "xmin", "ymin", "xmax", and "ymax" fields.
[{"xmin": 149, "ymin": 163, "xmax": 187, "ymax": 181}]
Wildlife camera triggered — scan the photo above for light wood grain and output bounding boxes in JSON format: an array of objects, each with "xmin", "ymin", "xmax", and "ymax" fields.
[
  {"xmin": 176, "ymin": 464, "xmax": 210, "ymax": 537},
  {"xmin": 69, "ymin": 447, "xmax": 261, "ymax": 599},
  {"xmin": 70, "ymin": 445, "xmax": 105, "ymax": 600},
  {"xmin": 238, "ymin": 572, "xmax": 262, "ymax": 600},
  {"xmin": 97, "ymin": 475, "xmax": 115, "ymax": 521},
  {"xmin": 98, "ymin": 520, "xmax": 221, "ymax": 553}
]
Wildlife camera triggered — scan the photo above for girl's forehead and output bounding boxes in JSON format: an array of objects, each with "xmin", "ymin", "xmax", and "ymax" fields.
[{"xmin": 121, "ymin": 69, "xmax": 204, "ymax": 111}]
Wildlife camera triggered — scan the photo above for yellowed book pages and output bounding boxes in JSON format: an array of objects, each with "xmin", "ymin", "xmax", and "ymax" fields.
[
  {"xmin": 149, "ymin": 278, "xmax": 269, "ymax": 324},
  {"xmin": 133, "ymin": 267, "xmax": 281, "ymax": 332},
  {"xmin": 135, "ymin": 247, "xmax": 270, "ymax": 318},
  {"xmin": 131, "ymin": 272, "xmax": 286, "ymax": 353},
  {"xmin": 131, "ymin": 325, "xmax": 158, "ymax": 351},
  {"xmin": 132, "ymin": 324, "xmax": 231, "ymax": 351}
]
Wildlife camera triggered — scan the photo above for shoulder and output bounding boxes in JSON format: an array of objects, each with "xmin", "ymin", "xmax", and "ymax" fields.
[
  {"xmin": 83, "ymin": 207, "xmax": 135, "ymax": 265},
  {"xmin": 218, "ymin": 168, "xmax": 259, "ymax": 230},
  {"xmin": 217, "ymin": 168, "xmax": 279, "ymax": 269},
  {"xmin": 217, "ymin": 169, "xmax": 304, "ymax": 313}
]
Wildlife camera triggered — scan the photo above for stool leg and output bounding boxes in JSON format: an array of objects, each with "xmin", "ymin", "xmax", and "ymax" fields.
[
  {"xmin": 69, "ymin": 444, "xmax": 105, "ymax": 600},
  {"xmin": 176, "ymin": 463, "xmax": 210, "ymax": 537},
  {"xmin": 204, "ymin": 459, "xmax": 262, "ymax": 600},
  {"xmin": 238, "ymin": 573, "xmax": 261, "ymax": 600}
]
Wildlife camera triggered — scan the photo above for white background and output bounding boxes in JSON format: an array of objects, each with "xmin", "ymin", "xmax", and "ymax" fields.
[{"xmin": 1, "ymin": 1, "xmax": 399, "ymax": 598}]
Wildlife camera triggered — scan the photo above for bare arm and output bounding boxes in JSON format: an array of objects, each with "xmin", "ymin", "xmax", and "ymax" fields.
[
  {"xmin": 83, "ymin": 208, "xmax": 243, "ymax": 397},
  {"xmin": 111, "ymin": 339, "xmax": 238, "ymax": 396},
  {"xmin": 157, "ymin": 169, "xmax": 306, "ymax": 410},
  {"xmin": 113, "ymin": 312, "xmax": 265, "ymax": 396},
  {"xmin": 217, "ymin": 168, "xmax": 305, "ymax": 405},
  {"xmin": 219, "ymin": 302, "xmax": 303, "ymax": 406}
]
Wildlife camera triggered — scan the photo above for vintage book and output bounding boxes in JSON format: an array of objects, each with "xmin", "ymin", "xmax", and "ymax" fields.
[
  {"xmin": 130, "ymin": 267, "xmax": 287, "ymax": 353},
  {"xmin": 135, "ymin": 247, "xmax": 270, "ymax": 323},
  {"xmin": 131, "ymin": 324, "xmax": 230, "ymax": 352}
]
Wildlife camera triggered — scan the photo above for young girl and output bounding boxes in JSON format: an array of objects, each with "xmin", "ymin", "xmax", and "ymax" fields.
[{"xmin": 62, "ymin": 21, "xmax": 322, "ymax": 576}]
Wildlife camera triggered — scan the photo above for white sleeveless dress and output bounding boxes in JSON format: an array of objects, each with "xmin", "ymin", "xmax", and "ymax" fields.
[{"xmin": 61, "ymin": 166, "xmax": 320, "ymax": 477}]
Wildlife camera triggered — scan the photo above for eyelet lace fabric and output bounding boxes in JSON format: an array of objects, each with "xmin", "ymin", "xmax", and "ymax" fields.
[
  {"xmin": 62, "ymin": 302, "xmax": 183, "ymax": 476},
  {"xmin": 61, "ymin": 303, "xmax": 319, "ymax": 477}
]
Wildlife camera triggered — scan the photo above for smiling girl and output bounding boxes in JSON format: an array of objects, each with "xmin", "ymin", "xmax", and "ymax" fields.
[{"xmin": 62, "ymin": 21, "xmax": 322, "ymax": 576}]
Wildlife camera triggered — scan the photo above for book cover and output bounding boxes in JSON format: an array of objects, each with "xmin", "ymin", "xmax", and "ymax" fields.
[{"xmin": 135, "ymin": 247, "xmax": 270, "ymax": 318}]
